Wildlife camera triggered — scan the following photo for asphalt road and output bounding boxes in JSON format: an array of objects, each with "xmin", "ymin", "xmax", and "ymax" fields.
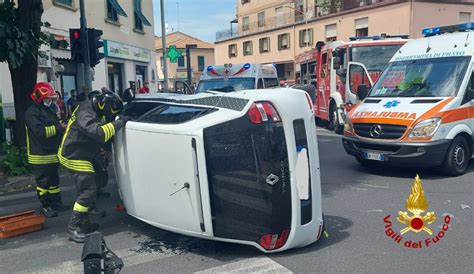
[{"xmin": 0, "ymin": 127, "xmax": 472, "ymax": 273}]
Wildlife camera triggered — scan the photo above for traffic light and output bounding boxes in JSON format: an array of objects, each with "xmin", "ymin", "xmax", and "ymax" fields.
[
  {"xmin": 69, "ymin": 28, "xmax": 84, "ymax": 62},
  {"xmin": 87, "ymin": 28, "xmax": 105, "ymax": 67}
]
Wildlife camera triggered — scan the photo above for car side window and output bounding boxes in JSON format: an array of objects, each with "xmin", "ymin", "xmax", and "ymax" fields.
[{"xmin": 257, "ymin": 78, "xmax": 264, "ymax": 89}]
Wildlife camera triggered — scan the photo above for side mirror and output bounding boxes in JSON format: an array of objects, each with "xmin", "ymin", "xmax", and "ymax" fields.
[{"xmin": 357, "ymin": 84, "xmax": 368, "ymax": 100}]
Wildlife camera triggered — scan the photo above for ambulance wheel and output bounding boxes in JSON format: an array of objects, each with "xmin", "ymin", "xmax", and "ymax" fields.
[{"xmin": 442, "ymin": 136, "xmax": 470, "ymax": 176}]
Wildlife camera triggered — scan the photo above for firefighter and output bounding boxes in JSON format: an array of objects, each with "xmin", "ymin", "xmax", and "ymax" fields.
[
  {"xmin": 59, "ymin": 91, "xmax": 128, "ymax": 243},
  {"xmin": 25, "ymin": 82, "xmax": 67, "ymax": 218}
]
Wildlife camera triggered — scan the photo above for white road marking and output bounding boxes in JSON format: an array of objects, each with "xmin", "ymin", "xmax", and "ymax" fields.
[
  {"xmin": 360, "ymin": 183, "xmax": 390, "ymax": 189},
  {"xmin": 195, "ymin": 257, "xmax": 292, "ymax": 273},
  {"xmin": 22, "ymin": 246, "xmax": 175, "ymax": 274},
  {"xmin": 460, "ymin": 204, "xmax": 470, "ymax": 209},
  {"xmin": 366, "ymin": 209, "xmax": 384, "ymax": 213}
]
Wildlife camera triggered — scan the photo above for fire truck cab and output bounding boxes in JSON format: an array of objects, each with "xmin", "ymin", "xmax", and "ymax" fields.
[{"xmin": 311, "ymin": 35, "xmax": 408, "ymax": 133}]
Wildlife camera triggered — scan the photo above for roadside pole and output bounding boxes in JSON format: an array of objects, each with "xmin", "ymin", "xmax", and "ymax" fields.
[
  {"xmin": 160, "ymin": 0, "xmax": 169, "ymax": 91},
  {"xmin": 79, "ymin": 0, "xmax": 92, "ymax": 94}
]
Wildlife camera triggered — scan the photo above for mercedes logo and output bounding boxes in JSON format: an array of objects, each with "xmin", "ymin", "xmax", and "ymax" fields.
[{"xmin": 370, "ymin": 125, "xmax": 383, "ymax": 138}]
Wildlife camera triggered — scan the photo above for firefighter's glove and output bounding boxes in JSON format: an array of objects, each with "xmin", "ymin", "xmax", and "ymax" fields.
[{"xmin": 119, "ymin": 116, "xmax": 131, "ymax": 125}]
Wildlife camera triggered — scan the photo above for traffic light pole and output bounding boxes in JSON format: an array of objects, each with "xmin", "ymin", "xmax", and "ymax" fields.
[{"xmin": 79, "ymin": 0, "xmax": 92, "ymax": 94}]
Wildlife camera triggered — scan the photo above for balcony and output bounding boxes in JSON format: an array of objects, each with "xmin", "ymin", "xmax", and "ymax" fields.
[{"xmin": 216, "ymin": 0, "xmax": 402, "ymax": 42}]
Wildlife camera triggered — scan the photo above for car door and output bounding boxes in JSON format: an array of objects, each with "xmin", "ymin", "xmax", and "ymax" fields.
[{"xmin": 346, "ymin": 62, "xmax": 374, "ymax": 103}]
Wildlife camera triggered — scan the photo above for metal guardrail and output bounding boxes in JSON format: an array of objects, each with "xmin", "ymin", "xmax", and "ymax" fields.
[{"xmin": 215, "ymin": 0, "xmax": 395, "ymax": 42}]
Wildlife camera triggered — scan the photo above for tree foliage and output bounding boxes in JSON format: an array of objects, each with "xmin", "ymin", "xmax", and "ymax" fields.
[{"xmin": 0, "ymin": 1, "xmax": 47, "ymax": 69}]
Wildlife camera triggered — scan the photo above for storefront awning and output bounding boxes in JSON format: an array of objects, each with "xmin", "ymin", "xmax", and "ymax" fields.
[
  {"xmin": 134, "ymin": 0, "xmax": 151, "ymax": 26},
  {"xmin": 108, "ymin": 0, "xmax": 128, "ymax": 17},
  {"xmin": 51, "ymin": 49, "xmax": 71, "ymax": 60}
]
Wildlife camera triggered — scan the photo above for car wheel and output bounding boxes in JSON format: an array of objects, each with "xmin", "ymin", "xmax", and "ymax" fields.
[{"xmin": 442, "ymin": 136, "xmax": 470, "ymax": 176}]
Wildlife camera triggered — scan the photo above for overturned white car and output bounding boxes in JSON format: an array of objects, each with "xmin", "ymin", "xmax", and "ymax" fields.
[{"xmin": 113, "ymin": 89, "xmax": 324, "ymax": 253}]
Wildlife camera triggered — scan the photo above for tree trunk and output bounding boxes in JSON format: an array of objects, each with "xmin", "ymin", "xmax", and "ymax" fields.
[{"xmin": 8, "ymin": 0, "xmax": 43, "ymax": 146}]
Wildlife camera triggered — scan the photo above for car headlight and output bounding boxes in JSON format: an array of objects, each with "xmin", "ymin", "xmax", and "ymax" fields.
[{"xmin": 409, "ymin": 118, "xmax": 441, "ymax": 138}]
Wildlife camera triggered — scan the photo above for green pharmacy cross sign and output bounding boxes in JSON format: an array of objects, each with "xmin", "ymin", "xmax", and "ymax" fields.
[{"xmin": 167, "ymin": 45, "xmax": 182, "ymax": 63}]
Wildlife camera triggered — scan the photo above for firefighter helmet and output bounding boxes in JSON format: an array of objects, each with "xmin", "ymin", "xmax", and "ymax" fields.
[
  {"xmin": 88, "ymin": 90, "xmax": 102, "ymax": 100},
  {"xmin": 92, "ymin": 91, "xmax": 124, "ymax": 118},
  {"xmin": 31, "ymin": 82, "xmax": 57, "ymax": 104}
]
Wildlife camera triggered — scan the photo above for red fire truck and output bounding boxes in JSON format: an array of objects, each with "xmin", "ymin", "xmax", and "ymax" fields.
[{"xmin": 296, "ymin": 35, "xmax": 408, "ymax": 133}]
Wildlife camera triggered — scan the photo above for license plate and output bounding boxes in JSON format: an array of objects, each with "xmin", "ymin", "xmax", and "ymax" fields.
[{"xmin": 363, "ymin": 152, "xmax": 384, "ymax": 161}]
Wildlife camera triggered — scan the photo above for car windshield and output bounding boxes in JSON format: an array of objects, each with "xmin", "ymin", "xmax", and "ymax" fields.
[
  {"xmin": 351, "ymin": 45, "xmax": 403, "ymax": 72},
  {"xmin": 196, "ymin": 78, "xmax": 255, "ymax": 93},
  {"xmin": 369, "ymin": 56, "xmax": 471, "ymax": 98}
]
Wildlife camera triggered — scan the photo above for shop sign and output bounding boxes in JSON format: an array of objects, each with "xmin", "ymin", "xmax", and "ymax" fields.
[{"xmin": 104, "ymin": 40, "xmax": 151, "ymax": 63}]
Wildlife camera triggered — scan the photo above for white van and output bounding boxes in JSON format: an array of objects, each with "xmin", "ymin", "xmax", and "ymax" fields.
[
  {"xmin": 342, "ymin": 23, "xmax": 474, "ymax": 176},
  {"xmin": 196, "ymin": 63, "xmax": 279, "ymax": 93},
  {"xmin": 114, "ymin": 88, "xmax": 324, "ymax": 252}
]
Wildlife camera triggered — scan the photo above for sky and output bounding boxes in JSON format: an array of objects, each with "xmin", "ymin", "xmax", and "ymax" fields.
[{"xmin": 152, "ymin": 0, "xmax": 237, "ymax": 43}]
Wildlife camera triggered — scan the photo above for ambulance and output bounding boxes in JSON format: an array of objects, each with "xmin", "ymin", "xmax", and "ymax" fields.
[
  {"xmin": 342, "ymin": 23, "xmax": 474, "ymax": 176},
  {"xmin": 195, "ymin": 63, "xmax": 279, "ymax": 93}
]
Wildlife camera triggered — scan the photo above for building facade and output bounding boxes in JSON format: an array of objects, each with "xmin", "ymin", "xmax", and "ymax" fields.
[
  {"xmin": 156, "ymin": 32, "xmax": 215, "ymax": 89},
  {"xmin": 0, "ymin": 0, "xmax": 157, "ymax": 121},
  {"xmin": 214, "ymin": 0, "xmax": 474, "ymax": 81}
]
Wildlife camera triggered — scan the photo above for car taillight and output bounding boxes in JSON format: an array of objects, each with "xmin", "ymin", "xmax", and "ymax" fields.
[
  {"xmin": 259, "ymin": 229, "xmax": 290, "ymax": 250},
  {"xmin": 247, "ymin": 102, "xmax": 281, "ymax": 124}
]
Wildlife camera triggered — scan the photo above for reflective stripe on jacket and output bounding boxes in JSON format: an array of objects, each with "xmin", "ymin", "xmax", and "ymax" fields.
[
  {"xmin": 58, "ymin": 101, "xmax": 124, "ymax": 173},
  {"xmin": 25, "ymin": 103, "xmax": 62, "ymax": 166}
]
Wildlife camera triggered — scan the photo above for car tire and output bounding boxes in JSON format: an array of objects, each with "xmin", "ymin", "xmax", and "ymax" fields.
[{"xmin": 442, "ymin": 136, "xmax": 470, "ymax": 176}]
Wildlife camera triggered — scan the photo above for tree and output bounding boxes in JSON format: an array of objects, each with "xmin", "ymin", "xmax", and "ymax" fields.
[{"xmin": 0, "ymin": 0, "xmax": 45, "ymax": 146}]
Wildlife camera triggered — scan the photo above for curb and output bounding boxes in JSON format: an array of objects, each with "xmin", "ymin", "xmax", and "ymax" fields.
[{"xmin": 0, "ymin": 173, "xmax": 70, "ymax": 195}]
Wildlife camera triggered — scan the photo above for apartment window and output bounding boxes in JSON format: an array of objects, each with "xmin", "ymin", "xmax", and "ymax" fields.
[
  {"xmin": 275, "ymin": 7, "xmax": 286, "ymax": 26},
  {"xmin": 460, "ymin": 12, "xmax": 471, "ymax": 23},
  {"xmin": 295, "ymin": 0, "xmax": 304, "ymax": 22},
  {"xmin": 198, "ymin": 56, "xmax": 205, "ymax": 72},
  {"xmin": 259, "ymin": 37, "xmax": 270, "ymax": 53},
  {"xmin": 229, "ymin": 44, "xmax": 238, "ymax": 58},
  {"xmin": 242, "ymin": 0, "xmax": 251, "ymax": 4},
  {"xmin": 178, "ymin": 56, "xmax": 185, "ymax": 68},
  {"xmin": 325, "ymin": 24, "xmax": 337, "ymax": 42},
  {"xmin": 242, "ymin": 16, "xmax": 250, "ymax": 31},
  {"xmin": 243, "ymin": 41, "xmax": 253, "ymax": 56},
  {"xmin": 106, "ymin": 0, "xmax": 128, "ymax": 23},
  {"xmin": 54, "ymin": 0, "xmax": 73, "ymax": 8},
  {"xmin": 134, "ymin": 0, "xmax": 152, "ymax": 31},
  {"xmin": 278, "ymin": 33, "xmax": 290, "ymax": 50},
  {"xmin": 299, "ymin": 29, "xmax": 314, "ymax": 47},
  {"xmin": 355, "ymin": 17, "xmax": 369, "ymax": 37},
  {"xmin": 258, "ymin": 12, "xmax": 266, "ymax": 28}
]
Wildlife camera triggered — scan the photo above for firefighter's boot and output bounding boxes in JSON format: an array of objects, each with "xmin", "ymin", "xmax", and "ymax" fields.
[{"xmin": 68, "ymin": 212, "xmax": 99, "ymax": 243}]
